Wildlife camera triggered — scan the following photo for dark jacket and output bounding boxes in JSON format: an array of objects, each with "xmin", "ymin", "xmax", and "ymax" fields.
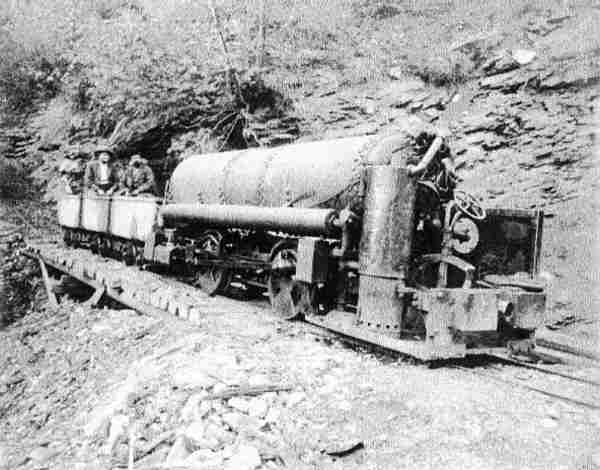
[
  {"xmin": 84, "ymin": 160, "xmax": 120, "ymax": 193},
  {"xmin": 124, "ymin": 163, "xmax": 157, "ymax": 195}
]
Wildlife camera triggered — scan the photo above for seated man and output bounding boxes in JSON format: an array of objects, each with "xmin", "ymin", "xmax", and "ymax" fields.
[
  {"xmin": 121, "ymin": 154, "xmax": 157, "ymax": 197},
  {"xmin": 84, "ymin": 144, "xmax": 120, "ymax": 195},
  {"xmin": 58, "ymin": 146, "xmax": 85, "ymax": 194}
]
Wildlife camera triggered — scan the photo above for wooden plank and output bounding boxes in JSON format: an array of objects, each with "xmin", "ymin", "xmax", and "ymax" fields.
[
  {"xmin": 38, "ymin": 257, "xmax": 59, "ymax": 310},
  {"xmin": 25, "ymin": 249, "xmax": 185, "ymax": 323},
  {"xmin": 84, "ymin": 286, "xmax": 106, "ymax": 308}
]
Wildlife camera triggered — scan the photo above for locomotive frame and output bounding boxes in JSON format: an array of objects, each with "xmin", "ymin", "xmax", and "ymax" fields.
[{"xmin": 58, "ymin": 133, "xmax": 547, "ymax": 360}]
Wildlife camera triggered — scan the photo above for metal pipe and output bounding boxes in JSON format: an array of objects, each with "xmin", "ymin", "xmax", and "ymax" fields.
[
  {"xmin": 407, "ymin": 135, "xmax": 444, "ymax": 176},
  {"xmin": 160, "ymin": 203, "xmax": 340, "ymax": 236}
]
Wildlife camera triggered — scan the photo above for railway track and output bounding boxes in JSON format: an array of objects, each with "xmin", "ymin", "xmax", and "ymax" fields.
[{"xmin": 25, "ymin": 241, "xmax": 600, "ymax": 412}]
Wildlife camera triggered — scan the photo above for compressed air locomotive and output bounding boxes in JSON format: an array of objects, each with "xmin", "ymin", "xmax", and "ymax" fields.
[{"xmin": 58, "ymin": 126, "xmax": 547, "ymax": 360}]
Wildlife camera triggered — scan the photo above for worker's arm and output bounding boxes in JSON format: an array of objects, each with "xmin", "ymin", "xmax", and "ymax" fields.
[{"xmin": 132, "ymin": 167, "xmax": 156, "ymax": 195}]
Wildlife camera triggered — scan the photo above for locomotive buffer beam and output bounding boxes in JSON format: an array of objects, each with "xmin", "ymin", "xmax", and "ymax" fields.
[{"xmin": 304, "ymin": 310, "xmax": 466, "ymax": 361}]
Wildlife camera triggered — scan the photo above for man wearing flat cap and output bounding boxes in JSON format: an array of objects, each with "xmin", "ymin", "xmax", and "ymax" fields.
[
  {"xmin": 84, "ymin": 144, "xmax": 120, "ymax": 195},
  {"xmin": 121, "ymin": 154, "xmax": 156, "ymax": 197}
]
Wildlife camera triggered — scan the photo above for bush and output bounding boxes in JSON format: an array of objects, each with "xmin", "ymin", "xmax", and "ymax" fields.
[
  {"xmin": 0, "ymin": 234, "xmax": 40, "ymax": 326},
  {"xmin": 0, "ymin": 1, "xmax": 73, "ymax": 110},
  {"xmin": 0, "ymin": 158, "xmax": 31, "ymax": 199}
]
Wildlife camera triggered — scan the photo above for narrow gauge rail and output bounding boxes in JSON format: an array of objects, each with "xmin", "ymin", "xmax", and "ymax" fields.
[
  {"xmin": 454, "ymin": 364, "xmax": 600, "ymax": 411},
  {"xmin": 26, "ymin": 243, "xmax": 600, "ymax": 412}
]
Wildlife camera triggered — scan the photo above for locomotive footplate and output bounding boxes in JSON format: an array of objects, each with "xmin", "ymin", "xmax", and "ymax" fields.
[
  {"xmin": 306, "ymin": 287, "xmax": 545, "ymax": 361},
  {"xmin": 305, "ymin": 310, "xmax": 466, "ymax": 361}
]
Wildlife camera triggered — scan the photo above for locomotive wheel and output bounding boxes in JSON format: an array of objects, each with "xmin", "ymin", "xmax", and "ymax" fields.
[
  {"xmin": 194, "ymin": 231, "xmax": 231, "ymax": 296},
  {"xmin": 90, "ymin": 236, "xmax": 100, "ymax": 254},
  {"xmin": 122, "ymin": 242, "xmax": 136, "ymax": 266},
  {"xmin": 268, "ymin": 274, "xmax": 318, "ymax": 320},
  {"xmin": 268, "ymin": 241, "xmax": 306, "ymax": 320},
  {"xmin": 290, "ymin": 282, "xmax": 319, "ymax": 319},
  {"xmin": 99, "ymin": 237, "xmax": 111, "ymax": 258}
]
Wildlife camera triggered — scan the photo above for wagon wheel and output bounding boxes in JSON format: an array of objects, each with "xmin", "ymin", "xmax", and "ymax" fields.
[
  {"xmin": 90, "ymin": 235, "xmax": 100, "ymax": 254},
  {"xmin": 135, "ymin": 243, "xmax": 144, "ymax": 266},
  {"xmin": 194, "ymin": 231, "xmax": 231, "ymax": 296},
  {"xmin": 122, "ymin": 241, "xmax": 136, "ymax": 266},
  {"xmin": 71, "ymin": 230, "xmax": 81, "ymax": 248},
  {"xmin": 62, "ymin": 228, "xmax": 72, "ymax": 247},
  {"xmin": 99, "ymin": 237, "xmax": 112, "ymax": 258},
  {"xmin": 268, "ymin": 241, "xmax": 315, "ymax": 320}
]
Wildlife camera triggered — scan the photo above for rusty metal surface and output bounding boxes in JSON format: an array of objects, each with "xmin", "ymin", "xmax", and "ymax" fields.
[
  {"xmin": 358, "ymin": 166, "xmax": 416, "ymax": 278},
  {"xmin": 498, "ymin": 290, "xmax": 547, "ymax": 329},
  {"xmin": 169, "ymin": 136, "xmax": 381, "ymax": 208},
  {"xmin": 160, "ymin": 203, "xmax": 338, "ymax": 236},
  {"xmin": 356, "ymin": 166, "xmax": 417, "ymax": 332},
  {"xmin": 418, "ymin": 289, "xmax": 500, "ymax": 333},
  {"xmin": 357, "ymin": 276, "xmax": 405, "ymax": 331},
  {"xmin": 416, "ymin": 288, "xmax": 547, "ymax": 333}
]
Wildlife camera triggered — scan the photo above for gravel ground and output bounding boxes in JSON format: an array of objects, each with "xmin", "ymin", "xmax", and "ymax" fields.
[{"xmin": 1, "ymin": 248, "xmax": 599, "ymax": 470}]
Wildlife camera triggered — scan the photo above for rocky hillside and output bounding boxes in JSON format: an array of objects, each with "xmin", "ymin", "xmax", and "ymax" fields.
[{"xmin": 292, "ymin": 36, "xmax": 599, "ymax": 332}]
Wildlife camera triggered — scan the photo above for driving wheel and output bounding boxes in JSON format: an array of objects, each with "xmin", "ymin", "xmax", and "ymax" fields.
[
  {"xmin": 454, "ymin": 190, "xmax": 486, "ymax": 221},
  {"xmin": 290, "ymin": 282, "xmax": 319, "ymax": 319},
  {"xmin": 194, "ymin": 230, "xmax": 231, "ymax": 296},
  {"xmin": 122, "ymin": 241, "xmax": 136, "ymax": 266},
  {"xmin": 268, "ymin": 241, "xmax": 301, "ymax": 320}
]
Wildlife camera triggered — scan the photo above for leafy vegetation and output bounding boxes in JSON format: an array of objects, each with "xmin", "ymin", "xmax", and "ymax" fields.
[
  {"xmin": 0, "ymin": 158, "xmax": 31, "ymax": 199},
  {"xmin": 0, "ymin": 0, "xmax": 587, "ymax": 156}
]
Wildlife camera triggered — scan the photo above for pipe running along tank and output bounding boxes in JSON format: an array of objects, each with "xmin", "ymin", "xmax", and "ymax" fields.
[{"xmin": 160, "ymin": 204, "xmax": 340, "ymax": 237}]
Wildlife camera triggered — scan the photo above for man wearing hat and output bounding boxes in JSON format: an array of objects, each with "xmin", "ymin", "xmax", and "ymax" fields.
[
  {"xmin": 84, "ymin": 144, "xmax": 120, "ymax": 195},
  {"xmin": 121, "ymin": 154, "xmax": 156, "ymax": 197},
  {"xmin": 58, "ymin": 145, "xmax": 85, "ymax": 194}
]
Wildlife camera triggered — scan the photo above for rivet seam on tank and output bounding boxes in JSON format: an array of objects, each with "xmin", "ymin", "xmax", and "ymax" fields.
[
  {"xmin": 256, "ymin": 148, "xmax": 282, "ymax": 206},
  {"xmin": 220, "ymin": 151, "xmax": 246, "ymax": 205}
]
